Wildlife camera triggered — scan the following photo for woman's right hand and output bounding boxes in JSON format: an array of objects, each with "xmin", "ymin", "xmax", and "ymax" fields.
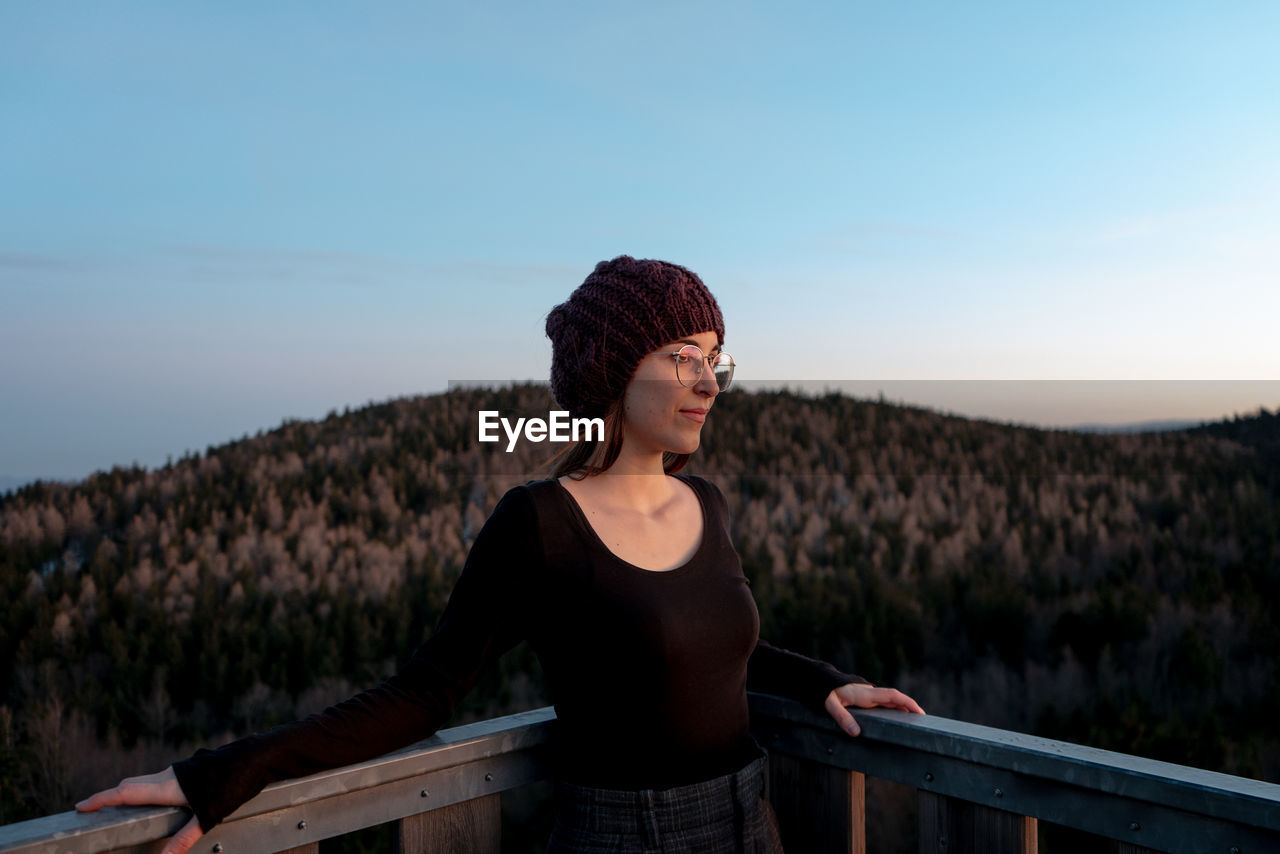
[{"xmin": 76, "ymin": 766, "xmax": 204, "ymax": 854}]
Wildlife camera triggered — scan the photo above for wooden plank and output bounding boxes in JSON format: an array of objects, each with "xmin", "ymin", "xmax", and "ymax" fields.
[
  {"xmin": 919, "ymin": 790, "xmax": 1036, "ymax": 854},
  {"xmin": 768, "ymin": 751, "xmax": 865, "ymax": 854},
  {"xmin": 2, "ymin": 807, "xmax": 186, "ymax": 854},
  {"xmin": 190, "ymin": 749, "xmax": 538, "ymax": 853},
  {"xmin": 395, "ymin": 794, "xmax": 500, "ymax": 854},
  {"xmin": 750, "ymin": 695, "xmax": 1280, "ymax": 832},
  {"xmin": 274, "ymin": 845, "xmax": 319, "ymax": 854},
  {"xmin": 1116, "ymin": 845, "xmax": 1164, "ymax": 854},
  {"xmin": 753, "ymin": 699, "xmax": 1279, "ymax": 854}
]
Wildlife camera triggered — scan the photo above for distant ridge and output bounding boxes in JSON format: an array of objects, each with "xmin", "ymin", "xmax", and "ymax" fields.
[
  {"xmin": 1065, "ymin": 418, "xmax": 1206, "ymax": 434},
  {"xmin": 0, "ymin": 475, "xmax": 37, "ymax": 494}
]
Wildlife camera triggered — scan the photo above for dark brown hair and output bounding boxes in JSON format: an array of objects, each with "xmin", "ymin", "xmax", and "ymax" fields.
[{"xmin": 546, "ymin": 398, "xmax": 690, "ymax": 480}]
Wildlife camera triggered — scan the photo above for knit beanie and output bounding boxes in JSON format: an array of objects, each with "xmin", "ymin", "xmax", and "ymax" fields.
[{"xmin": 545, "ymin": 255, "xmax": 725, "ymax": 419}]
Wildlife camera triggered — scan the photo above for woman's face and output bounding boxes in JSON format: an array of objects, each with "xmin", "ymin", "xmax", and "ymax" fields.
[{"xmin": 621, "ymin": 329, "xmax": 723, "ymax": 457}]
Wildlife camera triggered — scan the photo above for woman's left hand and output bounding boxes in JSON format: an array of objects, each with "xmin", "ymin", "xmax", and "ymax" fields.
[{"xmin": 824, "ymin": 683, "xmax": 925, "ymax": 737}]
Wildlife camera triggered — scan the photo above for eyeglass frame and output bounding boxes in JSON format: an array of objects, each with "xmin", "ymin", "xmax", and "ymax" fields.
[{"xmin": 656, "ymin": 344, "xmax": 735, "ymax": 391}]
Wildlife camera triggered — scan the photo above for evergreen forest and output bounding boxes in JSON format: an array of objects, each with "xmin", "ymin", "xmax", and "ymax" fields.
[{"xmin": 2, "ymin": 386, "xmax": 1277, "ymax": 850}]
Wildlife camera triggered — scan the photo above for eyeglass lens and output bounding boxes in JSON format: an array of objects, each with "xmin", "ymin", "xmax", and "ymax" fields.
[{"xmin": 676, "ymin": 345, "xmax": 734, "ymax": 392}]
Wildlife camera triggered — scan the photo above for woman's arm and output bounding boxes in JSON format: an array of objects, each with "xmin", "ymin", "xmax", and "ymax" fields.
[
  {"xmin": 747, "ymin": 639, "xmax": 924, "ymax": 735},
  {"xmin": 707, "ymin": 479, "xmax": 925, "ymax": 735},
  {"xmin": 78, "ymin": 485, "xmax": 539, "ymax": 839},
  {"xmin": 746, "ymin": 638, "xmax": 869, "ymax": 709}
]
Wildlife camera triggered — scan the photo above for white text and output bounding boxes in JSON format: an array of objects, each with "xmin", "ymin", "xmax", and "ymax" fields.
[{"xmin": 477, "ymin": 410, "xmax": 605, "ymax": 452}]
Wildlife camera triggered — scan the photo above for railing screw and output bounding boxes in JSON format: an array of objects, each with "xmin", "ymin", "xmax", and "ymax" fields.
[
  {"xmin": 1229, "ymin": 848, "xmax": 1240, "ymax": 854},
  {"xmin": 1129, "ymin": 822, "xmax": 1141, "ymax": 831},
  {"xmin": 924, "ymin": 772, "xmax": 934, "ymax": 782},
  {"xmin": 297, "ymin": 821, "xmax": 306, "ymax": 830},
  {"xmin": 212, "ymin": 846, "xmax": 223, "ymax": 853},
  {"xmin": 827, "ymin": 746, "xmax": 834, "ymax": 755},
  {"xmin": 484, "ymin": 773, "xmax": 493, "ymax": 782},
  {"xmin": 938, "ymin": 835, "xmax": 947, "ymax": 848},
  {"xmin": 420, "ymin": 789, "xmax": 430, "ymax": 798},
  {"xmin": 994, "ymin": 788, "xmax": 1003, "ymax": 798}
]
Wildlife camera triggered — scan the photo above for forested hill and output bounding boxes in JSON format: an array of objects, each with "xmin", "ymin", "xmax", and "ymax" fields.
[{"xmin": 1, "ymin": 385, "xmax": 1277, "ymax": 823}]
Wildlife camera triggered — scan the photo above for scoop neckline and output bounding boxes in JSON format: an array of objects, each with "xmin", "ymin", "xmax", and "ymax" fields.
[{"xmin": 553, "ymin": 475, "xmax": 708, "ymax": 577}]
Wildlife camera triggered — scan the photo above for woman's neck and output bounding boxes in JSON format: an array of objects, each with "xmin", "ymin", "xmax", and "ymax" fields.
[{"xmin": 571, "ymin": 449, "xmax": 676, "ymax": 512}]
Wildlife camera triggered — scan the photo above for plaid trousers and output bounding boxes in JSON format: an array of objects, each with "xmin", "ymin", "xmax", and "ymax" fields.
[{"xmin": 545, "ymin": 753, "xmax": 785, "ymax": 853}]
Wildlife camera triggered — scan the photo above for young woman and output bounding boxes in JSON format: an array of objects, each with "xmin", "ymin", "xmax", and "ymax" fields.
[{"xmin": 78, "ymin": 256, "xmax": 924, "ymax": 853}]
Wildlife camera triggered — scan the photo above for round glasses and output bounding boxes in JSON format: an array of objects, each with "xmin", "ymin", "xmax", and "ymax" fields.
[{"xmin": 661, "ymin": 344, "xmax": 735, "ymax": 392}]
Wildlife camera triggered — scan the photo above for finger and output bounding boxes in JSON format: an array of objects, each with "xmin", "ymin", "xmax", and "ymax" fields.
[
  {"xmin": 77, "ymin": 773, "xmax": 186, "ymax": 811},
  {"xmin": 894, "ymin": 693, "xmax": 926, "ymax": 715},
  {"xmin": 76, "ymin": 780, "xmax": 146, "ymax": 811},
  {"xmin": 160, "ymin": 815, "xmax": 204, "ymax": 854},
  {"xmin": 76, "ymin": 787, "xmax": 120, "ymax": 812},
  {"xmin": 865, "ymin": 687, "xmax": 925, "ymax": 716},
  {"xmin": 881, "ymin": 690, "xmax": 925, "ymax": 715},
  {"xmin": 825, "ymin": 694, "xmax": 861, "ymax": 737}
]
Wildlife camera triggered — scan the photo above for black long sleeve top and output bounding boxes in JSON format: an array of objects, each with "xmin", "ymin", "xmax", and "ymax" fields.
[{"xmin": 173, "ymin": 475, "xmax": 866, "ymax": 832}]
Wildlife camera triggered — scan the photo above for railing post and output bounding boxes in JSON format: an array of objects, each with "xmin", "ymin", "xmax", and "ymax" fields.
[
  {"xmin": 394, "ymin": 792, "xmax": 501, "ymax": 854},
  {"xmin": 768, "ymin": 752, "xmax": 866, "ymax": 854},
  {"xmin": 918, "ymin": 791, "xmax": 1037, "ymax": 854}
]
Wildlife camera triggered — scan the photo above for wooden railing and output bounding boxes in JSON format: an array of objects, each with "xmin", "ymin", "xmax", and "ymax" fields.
[{"xmin": 2, "ymin": 695, "xmax": 1277, "ymax": 854}]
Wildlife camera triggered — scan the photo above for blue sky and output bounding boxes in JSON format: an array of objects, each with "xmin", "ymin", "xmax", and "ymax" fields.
[{"xmin": 2, "ymin": 2, "xmax": 1278, "ymax": 482}]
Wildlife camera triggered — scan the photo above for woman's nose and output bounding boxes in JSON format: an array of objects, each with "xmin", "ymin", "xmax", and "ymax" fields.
[{"xmin": 697, "ymin": 365, "xmax": 720, "ymax": 396}]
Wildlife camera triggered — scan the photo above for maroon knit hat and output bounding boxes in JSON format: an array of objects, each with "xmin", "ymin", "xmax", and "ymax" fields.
[{"xmin": 546, "ymin": 256, "xmax": 725, "ymax": 419}]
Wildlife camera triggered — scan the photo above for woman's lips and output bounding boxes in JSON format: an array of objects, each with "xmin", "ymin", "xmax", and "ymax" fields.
[{"xmin": 680, "ymin": 409, "xmax": 708, "ymax": 424}]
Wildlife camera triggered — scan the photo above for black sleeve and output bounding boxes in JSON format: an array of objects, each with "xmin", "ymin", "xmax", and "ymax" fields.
[
  {"xmin": 747, "ymin": 639, "xmax": 869, "ymax": 714},
  {"xmin": 172, "ymin": 485, "xmax": 539, "ymax": 832}
]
